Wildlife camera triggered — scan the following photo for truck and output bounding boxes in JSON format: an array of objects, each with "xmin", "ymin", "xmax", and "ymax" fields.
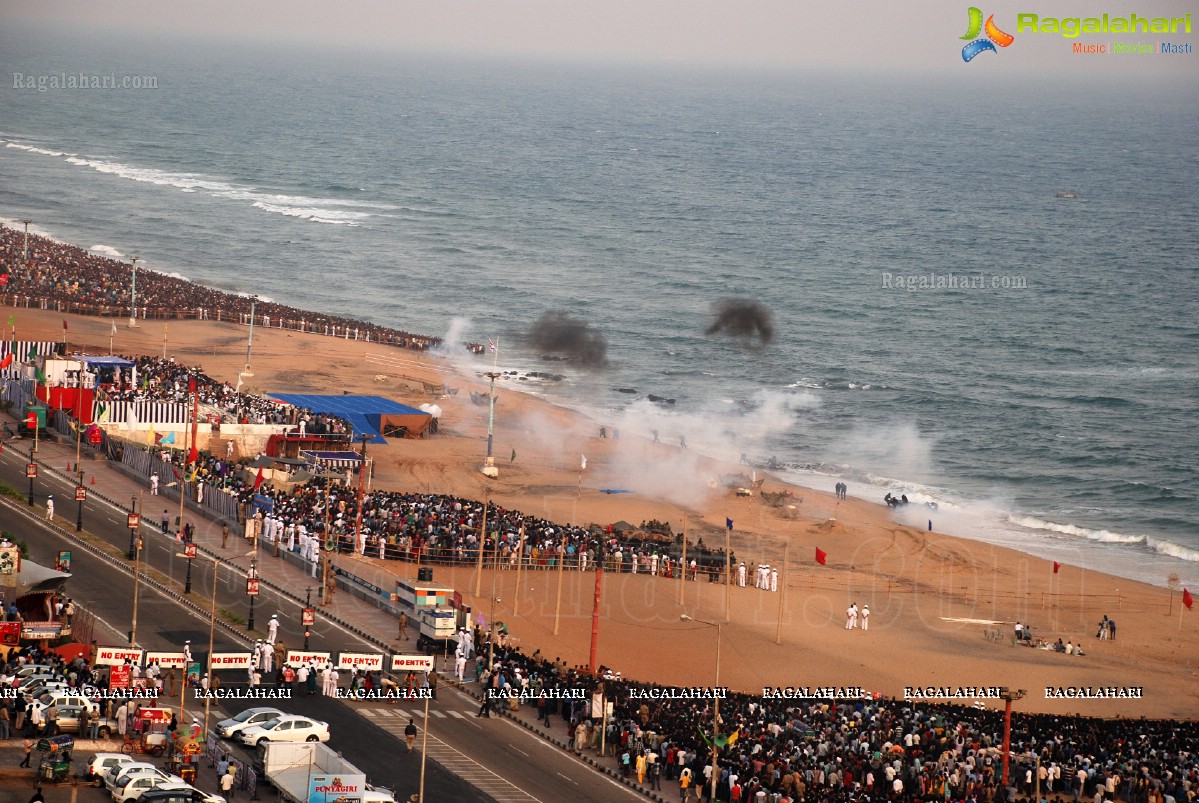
[
  {"xmin": 394, "ymin": 580, "xmax": 455, "ymax": 610},
  {"xmin": 258, "ymin": 742, "xmax": 396, "ymax": 803},
  {"xmin": 416, "ymin": 606, "xmax": 461, "ymax": 652}
]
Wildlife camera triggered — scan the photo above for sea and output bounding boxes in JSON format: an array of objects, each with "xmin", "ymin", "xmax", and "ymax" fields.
[{"xmin": 2, "ymin": 27, "xmax": 1197, "ymax": 590}]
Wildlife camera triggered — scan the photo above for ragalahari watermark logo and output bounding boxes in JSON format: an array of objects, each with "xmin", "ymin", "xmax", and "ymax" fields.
[{"xmin": 961, "ymin": 7, "xmax": 1015, "ymax": 61}]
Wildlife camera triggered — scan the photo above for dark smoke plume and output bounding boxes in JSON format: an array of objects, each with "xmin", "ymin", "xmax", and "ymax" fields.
[
  {"xmin": 527, "ymin": 312, "xmax": 609, "ymax": 368},
  {"xmin": 705, "ymin": 298, "xmax": 774, "ymax": 348}
]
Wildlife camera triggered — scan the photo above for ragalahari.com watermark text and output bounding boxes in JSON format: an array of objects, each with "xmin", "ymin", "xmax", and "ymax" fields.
[
  {"xmin": 13, "ymin": 72, "xmax": 159, "ymax": 92},
  {"xmin": 882, "ymin": 272, "xmax": 1028, "ymax": 291}
]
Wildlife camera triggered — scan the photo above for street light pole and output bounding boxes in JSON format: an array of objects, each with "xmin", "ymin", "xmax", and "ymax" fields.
[
  {"xmin": 247, "ymin": 560, "xmax": 257, "ymax": 631},
  {"xmin": 182, "ymin": 550, "xmax": 254, "ymax": 741},
  {"xmin": 128, "ymin": 495, "xmax": 139, "ymax": 560},
  {"xmin": 999, "ymin": 687, "xmax": 1027, "ymax": 788},
  {"xmin": 75, "ymin": 469, "xmax": 85, "ymax": 532},
  {"xmin": 352, "ymin": 432, "xmax": 369, "ymax": 555},
  {"xmin": 244, "ymin": 295, "xmax": 257, "ymax": 377},
  {"xmin": 22, "ymin": 219, "xmax": 32, "ymax": 263},
  {"xmin": 682, "ymin": 615, "xmax": 723, "ymax": 803},
  {"xmin": 128, "ymin": 257, "xmax": 140, "ymax": 327},
  {"xmin": 130, "ymin": 524, "xmax": 144, "ymax": 647}
]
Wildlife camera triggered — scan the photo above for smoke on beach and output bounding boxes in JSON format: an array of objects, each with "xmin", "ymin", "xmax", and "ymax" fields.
[
  {"xmin": 704, "ymin": 298, "xmax": 774, "ymax": 349},
  {"xmin": 527, "ymin": 311, "xmax": 609, "ymax": 368},
  {"xmin": 582, "ymin": 390, "xmax": 820, "ymax": 510},
  {"xmin": 433, "ymin": 317, "xmax": 472, "ymax": 359}
]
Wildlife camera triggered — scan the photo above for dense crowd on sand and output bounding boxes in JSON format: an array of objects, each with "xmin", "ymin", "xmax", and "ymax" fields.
[
  {"xmin": 0, "ymin": 224, "xmax": 455, "ymax": 351},
  {"xmin": 472, "ymin": 644, "xmax": 1199, "ymax": 803},
  {"xmin": 172, "ymin": 453, "xmax": 735, "ymax": 577}
]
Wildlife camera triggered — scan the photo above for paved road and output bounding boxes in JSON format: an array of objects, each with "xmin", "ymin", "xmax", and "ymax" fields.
[{"xmin": 0, "ymin": 434, "xmax": 654, "ymax": 803}]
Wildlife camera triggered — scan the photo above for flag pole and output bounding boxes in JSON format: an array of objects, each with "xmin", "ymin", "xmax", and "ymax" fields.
[
  {"xmin": 724, "ymin": 524, "xmax": 732, "ymax": 623},
  {"xmin": 513, "ymin": 522, "xmax": 525, "ymax": 618},
  {"xmin": 474, "ymin": 496, "xmax": 488, "ymax": 597},
  {"xmin": 553, "ymin": 532, "xmax": 565, "ymax": 636},
  {"xmin": 775, "ymin": 541, "xmax": 788, "ymax": 644},
  {"xmin": 109, "ymin": 321, "xmax": 115, "ymax": 354},
  {"xmin": 678, "ymin": 515, "xmax": 687, "ymax": 607}
]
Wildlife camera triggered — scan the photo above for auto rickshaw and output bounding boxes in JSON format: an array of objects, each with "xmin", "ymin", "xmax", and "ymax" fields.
[{"xmin": 36, "ymin": 734, "xmax": 74, "ymax": 782}]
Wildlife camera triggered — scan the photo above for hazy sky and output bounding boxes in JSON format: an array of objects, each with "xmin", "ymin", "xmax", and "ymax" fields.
[{"xmin": 3, "ymin": 0, "xmax": 1197, "ymax": 75}]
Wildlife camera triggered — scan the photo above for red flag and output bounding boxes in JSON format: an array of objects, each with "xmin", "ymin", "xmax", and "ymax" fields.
[
  {"xmin": 0, "ymin": 354, "xmax": 13, "ymax": 370},
  {"xmin": 62, "ymin": 319, "xmax": 68, "ymax": 331},
  {"xmin": 1053, "ymin": 561, "xmax": 1061, "ymax": 574},
  {"xmin": 815, "ymin": 547, "xmax": 827, "ymax": 566},
  {"xmin": 187, "ymin": 443, "xmax": 199, "ymax": 465},
  {"xmin": 188, "ymin": 376, "xmax": 196, "ymax": 393},
  {"xmin": 253, "ymin": 467, "xmax": 265, "ymax": 490},
  {"xmin": 1184, "ymin": 588, "xmax": 1194, "ymax": 611}
]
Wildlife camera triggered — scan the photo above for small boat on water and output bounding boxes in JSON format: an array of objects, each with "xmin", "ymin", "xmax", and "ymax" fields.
[{"xmin": 1055, "ymin": 191, "xmax": 1080, "ymax": 199}]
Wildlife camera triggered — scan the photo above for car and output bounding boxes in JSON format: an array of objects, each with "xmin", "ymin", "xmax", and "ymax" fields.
[
  {"xmin": 19, "ymin": 674, "xmax": 68, "ymax": 692},
  {"xmin": 87, "ymin": 753, "xmax": 136, "ymax": 787},
  {"xmin": 214, "ymin": 706, "xmax": 286, "ymax": 740},
  {"xmin": 237, "ymin": 714, "xmax": 330, "ymax": 746},
  {"xmin": 54, "ymin": 705, "xmax": 121, "ymax": 738},
  {"xmin": 112, "ymin": 773, "xmax": 186, "ymax": 803},
  {"xmin": 105, "ymin": 762, "xmax": 165, "ymax": 792},
  {"xmin": 139, "ymin": 787, "xmax": 227, "ymax": 803},
  {"xmin": 15, "ymin": 664, "xmax": 56, "ymax": 678},
  {"xmin": 33, "ymin": 691, "xmax": 101, "ymax": 717}
]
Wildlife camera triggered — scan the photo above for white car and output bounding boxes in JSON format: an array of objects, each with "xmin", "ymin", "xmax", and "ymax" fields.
[
  {"xmin": 214, "ymin": 706, "xmax": 286, "ymax": 739},
  {"xmin": 15, "ymin": 663, "xmax": 56, "ymax": 678},
  {"xmin": 105, "ymin": 763, "xmax": 166, "ymax": 792},
  {"xmin": 87, "ymin": 753, "xmax": 135, "ymax": 787},
  {"xmin": 139, "ymin": 787, "xmax": 227, "ymax": 803},
  {"xmin": 34, "ymin": 691, "xmax": 101, "ymax": 717},
  {"xmin": 112, "ymin": 773, "xmax": 185, "ymax": 803},
  {"xmin": 238, "ymin": 714, "xmax": 330, "ymax": 746},
  {"xmin": 19, "ymin": 675, "xmax": 68, "ymax": 692}
]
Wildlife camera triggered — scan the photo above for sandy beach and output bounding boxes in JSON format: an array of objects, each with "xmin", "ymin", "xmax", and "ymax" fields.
[{"xmin": 18, "ymin": 307, "xmax": 1199, "ymax": 720}]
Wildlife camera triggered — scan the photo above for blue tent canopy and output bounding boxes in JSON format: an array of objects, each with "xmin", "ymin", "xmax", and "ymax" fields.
[
  {"xmin": 79, "ymin": 355, "xmax": 136, "ymax": 367},
  {"xmin": 269, "ymin": 394, "xmax": 431, "ymax": 443}
]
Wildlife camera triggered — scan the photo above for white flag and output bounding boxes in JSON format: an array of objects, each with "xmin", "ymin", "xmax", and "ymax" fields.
[
  {"xmin": 111, "ymin": 321, "xmax": 117, "ymax": 335},
  {"xmin": 580, "ymin": 454, "xmax": 587, "ymax": 470}
]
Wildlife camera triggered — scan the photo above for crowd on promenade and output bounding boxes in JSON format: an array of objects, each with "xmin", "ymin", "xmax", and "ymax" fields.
[
  {"xmin": 477, "ymin": 643, "xmax": 1198, "ymax": 803},
  {"xmin": 1, "ymin": 223, "xmax": 454, "ymax": 352}
]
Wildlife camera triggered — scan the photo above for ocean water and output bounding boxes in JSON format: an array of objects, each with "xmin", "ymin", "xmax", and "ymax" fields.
[{"xmin": 1, "ymin": 28, "xmax": 1197, "ymax": 589}]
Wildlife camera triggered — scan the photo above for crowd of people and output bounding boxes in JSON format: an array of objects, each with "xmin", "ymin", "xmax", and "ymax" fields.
[
  {"xmin": 0, "ymin": 224, "xmax": 459, "ymax": 353},
  {"xmin": 475, "ymin": 642, "xmax": 1198, "ymax": 803},
  {"xmin": 97, "ymin": 355, "xmax": 352, "ymax": 433}
]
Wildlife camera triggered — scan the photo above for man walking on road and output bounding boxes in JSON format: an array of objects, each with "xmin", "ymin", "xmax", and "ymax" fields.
[
  {"xmin": 405, "ymin": 718, "xmax": 417, "ymax": 751},
  {"xmin": 267, "ymin": 614, "xmax": 279, "ymax": 645},
  {"xmin": 45, "ymin": 495, "xmax": 54, "ymax": 520}
]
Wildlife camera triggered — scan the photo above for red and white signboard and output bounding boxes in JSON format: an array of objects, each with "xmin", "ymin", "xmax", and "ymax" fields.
[
  {"xmin": 184, "ymin": 543, "xmax": 197, "ymax": 559},
  {"xmin": 337, "ymin": 652, "xmax": 384, "ymax": 671},
  {"xmin": 209, "ymin": 652, "xmax": 254, "ymax": 669},
  {"xmin": 145, "ymin": 651, "xmax": 187, "ymax": 669},
  {"xmin": 286, "ymin": 651, "xmax": 332, "ymax": 666},
  {"xmin": 110, "ymin": 665, "xmax": 132, "ymax": 689},
  {"xmin": 301, "ymin": 607, "xmax": 315, "ymax": 626},
  {"xmin": 96, "ymin": 647, "xmax": 144, "ymax": 666},
  {"xmin": 391, "ymin": 654, "xmax": 434, "ymax": 672},
  {"xmin": 246, "ymin": 577, "xmax": 259, "ymax": 595}
]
